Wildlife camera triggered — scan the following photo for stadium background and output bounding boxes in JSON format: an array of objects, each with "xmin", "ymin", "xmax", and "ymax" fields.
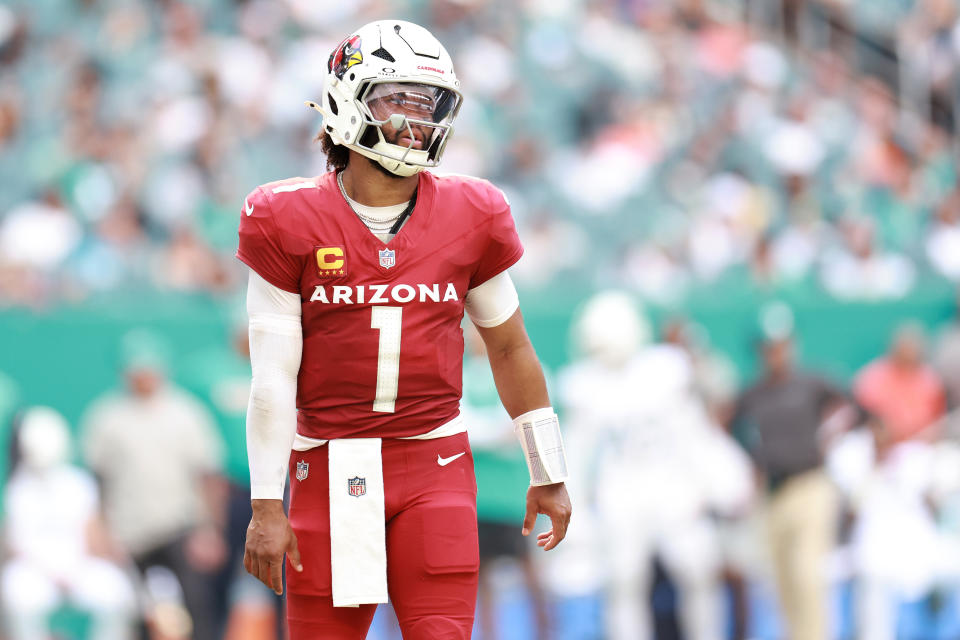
[{"xmin": 0, "ymin": 0, "xmax": 957, "ymax": 638}]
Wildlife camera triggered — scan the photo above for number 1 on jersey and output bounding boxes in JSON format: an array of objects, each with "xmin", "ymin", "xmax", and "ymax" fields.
[{"xmin": 371, "ymin": 306, "xmax": 402, "ymax": 413}]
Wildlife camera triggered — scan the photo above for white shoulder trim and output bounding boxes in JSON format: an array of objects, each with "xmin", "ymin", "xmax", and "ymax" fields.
[{"xmin": 272, "ymin": 181, "xmax": 316, "ymax": 194}]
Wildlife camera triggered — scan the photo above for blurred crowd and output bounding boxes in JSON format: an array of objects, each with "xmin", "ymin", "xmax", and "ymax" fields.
[
  {"xmin": 0, "ymin": 0, "xmax": 956, "ymax": 307},
  {"xmin": 0, "ymin": 0, "xmax": 959, "ymax": 638}
]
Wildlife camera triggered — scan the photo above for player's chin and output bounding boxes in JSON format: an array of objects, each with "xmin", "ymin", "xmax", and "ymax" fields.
[{"xmin": 366, "ymin": 156, "xmax": 409, "ymax": 180}]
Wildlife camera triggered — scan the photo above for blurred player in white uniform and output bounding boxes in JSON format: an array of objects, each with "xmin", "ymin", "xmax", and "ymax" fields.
[
  {"xmin": 1, "ymin": 407, "xmax": 136, "ymax": 640},
  {"xmin": 558, "ymin": 292, "xmax": 752, "ymax": 640},
  {"xmin": 828, "ymin": 420, "xmax": 960, "ymax": 640}
]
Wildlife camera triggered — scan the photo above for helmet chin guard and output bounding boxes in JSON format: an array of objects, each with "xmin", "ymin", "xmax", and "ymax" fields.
[{"xmin": 309, "ymin": 20, "xmax": 463, "ymax": 176}]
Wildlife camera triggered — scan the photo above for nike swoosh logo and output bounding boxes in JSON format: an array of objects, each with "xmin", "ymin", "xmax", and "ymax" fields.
[
  {"xmin": 245, "ymin": 199, "xmax": 254, "ymax": 216},
  {"xmin": 437, "ymin": 452, "xmax": 466, "ymax": 467}
]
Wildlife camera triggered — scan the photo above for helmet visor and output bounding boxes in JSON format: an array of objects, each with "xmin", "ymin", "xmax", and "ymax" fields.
[
  {"xmin": 363, "ymin": 82, "xmax": 461, "ymax": 125},
  {"xmin": 357, "ymin": 81, "xmax": 462, "ymax": 165}
]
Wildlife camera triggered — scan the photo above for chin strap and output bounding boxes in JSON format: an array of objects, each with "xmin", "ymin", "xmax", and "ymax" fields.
[
  {"xmin": 389, "ymin": 190, "xmax": 417, "ymax": 234},
  {"xmin": 513, "ymin": 407, "xmax": 569, "ymax": 486}
]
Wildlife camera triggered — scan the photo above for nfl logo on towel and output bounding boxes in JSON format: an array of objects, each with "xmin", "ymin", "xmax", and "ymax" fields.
[
  {"xmin": 348, "ymin": 476, "xmax": 366, "ymax": 497},
  {"xmin": 296, "ymin": 460, "xmax": 309, "ymax": 482},
  {"xmin": 378, "ymin": 248, "xmax": 395, "ymax": 269}
]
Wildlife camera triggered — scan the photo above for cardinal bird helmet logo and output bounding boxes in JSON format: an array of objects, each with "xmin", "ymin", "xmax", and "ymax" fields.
[{"xmin": 329, "ymin": 35, "xmax": 363, "ymax": 80}]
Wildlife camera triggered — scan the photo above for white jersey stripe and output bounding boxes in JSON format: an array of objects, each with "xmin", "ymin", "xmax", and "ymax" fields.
[{"xmin": 272, "ymin": 181, "xmax": 316, "ymax": 194}]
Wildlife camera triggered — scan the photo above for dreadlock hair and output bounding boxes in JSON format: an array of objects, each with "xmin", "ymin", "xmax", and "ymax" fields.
[{"xmin": 317, "ymin": 129, "xmax": 349, "ymax": 172}]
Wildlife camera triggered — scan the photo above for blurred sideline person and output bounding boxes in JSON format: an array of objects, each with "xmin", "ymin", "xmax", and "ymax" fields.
[
  {"xmin": 180, "ymin": 311, "xmax": 283, "ymax": 639},
  {"xmin": 237, "ymin": 20, "xmax": 571, "ymax": 640},
  {"xmin": 731, "ymin": 306, "xmax": 850, "ymax": 640},
  {"xmin": 559, "ymin": 292, "xmax": 751, "ymax": 640},
  {"xmin": 835, "ymin": 323, "xmax": 955, "ymax": 640},
  {"xmin": 661, "ymin": 317, "xmax": 740, "ymax": 427},
  {"xmin": 662, "ymin": 317, "xmax": 752, "ymax": 639},
  {"xmin": 828, "ymin": 415, "xmax": 960, "ymax": 640},
  {"xmin": 2, "ymin": 407, "xmax": 136, "ymax": 640},
  {"xmin": 80, "ymin": 329, "xmax": 228, "ymax": 640},
  {"xmin": 854, "ymin": 323, "xmax": 946, "ymax": 444}
]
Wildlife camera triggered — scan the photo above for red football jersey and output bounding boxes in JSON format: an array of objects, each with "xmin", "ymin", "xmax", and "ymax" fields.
[{"xmin": 237, "ymin": 171, "xmax": 523, "ymax": 439}]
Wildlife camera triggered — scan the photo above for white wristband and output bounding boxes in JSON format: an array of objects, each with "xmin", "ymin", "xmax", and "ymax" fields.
[{"xmin": 513, "ymin": 407, "xmax": 569, "ymax": 486}]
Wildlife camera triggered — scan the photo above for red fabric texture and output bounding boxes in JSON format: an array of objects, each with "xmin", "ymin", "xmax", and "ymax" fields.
[
  {"xmin": 285, "ymin": 432, "xmax": 479, "ymax": 639},
  {"xmin": 237, "ymin": 171, "xmax": 522, "ymax": 439}
]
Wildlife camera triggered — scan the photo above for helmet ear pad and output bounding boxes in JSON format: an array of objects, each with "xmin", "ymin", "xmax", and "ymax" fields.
[{"xmin": 323, "ymin": 80, "xmax": 365, "ymax": 147}]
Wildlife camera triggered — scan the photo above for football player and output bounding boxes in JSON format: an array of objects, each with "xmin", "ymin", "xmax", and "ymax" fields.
[
  {"xmin": 236, "ymin": 20, "xmax": 571, "ymax": 639},
  {"xmin": 558, "ymin": 292, "xmax": 751, "ymax": 640}
]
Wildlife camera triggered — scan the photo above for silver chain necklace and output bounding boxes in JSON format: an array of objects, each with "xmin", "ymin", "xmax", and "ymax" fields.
[{"xmin": 337, "ymin": 171, "xmax": 403, "ymax": 226}]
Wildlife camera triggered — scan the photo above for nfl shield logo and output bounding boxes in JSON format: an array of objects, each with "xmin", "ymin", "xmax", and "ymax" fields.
[
  {"xmin": 295, "ymin": 460, "xmax": 309, "ymax": 482},
  {"xmin": 378, "ymin": 248, "xmax": 395, "ymax": 269},
  {"xmin": 348, "ymin": 476, "xmax": 366, "ymax": 497}
]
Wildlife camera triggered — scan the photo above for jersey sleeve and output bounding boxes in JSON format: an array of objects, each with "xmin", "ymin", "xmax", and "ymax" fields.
[
  {"xmin": 236, "ymin": 187, "xmax": 303, "ymax": 294},
  {"xmin": 469, "ymin": 187, "xmax": 524, "ymax": 289}
]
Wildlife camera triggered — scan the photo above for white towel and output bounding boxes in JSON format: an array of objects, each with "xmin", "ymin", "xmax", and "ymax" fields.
[{"xmin": 328, "ymin": 438, "xmax": 388, "ymax": 607}]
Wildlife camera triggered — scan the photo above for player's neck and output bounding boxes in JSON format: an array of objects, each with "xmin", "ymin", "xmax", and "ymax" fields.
[{"xmin": 340, "ymin": 157, "xmax": 418, "ymax": 207}]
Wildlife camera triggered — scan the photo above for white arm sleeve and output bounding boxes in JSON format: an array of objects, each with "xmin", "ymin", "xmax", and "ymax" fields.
[
  {"xmin": 464, "ymin": 271, "xmax": 519, "ymax": 328},
  {"xmin": 246, "ymin": 269, "xmax": 303, "ymax": 500}
]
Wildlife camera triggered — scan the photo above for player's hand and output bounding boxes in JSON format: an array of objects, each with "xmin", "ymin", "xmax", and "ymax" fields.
[
  {"xmin": 244, "ymin": 499, "xmax": 303, "ymax": 595},
  {"xmin": 521, "ymin": 482, "xmax": 571, "ymax": 551}
]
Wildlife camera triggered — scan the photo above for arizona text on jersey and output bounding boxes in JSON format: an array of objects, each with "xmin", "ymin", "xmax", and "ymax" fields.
[{"xmin": 237, "ymin": 171, "xmax": 523, "ymax": 440}]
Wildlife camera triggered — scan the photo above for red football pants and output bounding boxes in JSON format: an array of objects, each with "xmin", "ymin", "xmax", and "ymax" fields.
[{"xmin": 285, "ymin": 431, "xmax": 479, "ymax": 639}]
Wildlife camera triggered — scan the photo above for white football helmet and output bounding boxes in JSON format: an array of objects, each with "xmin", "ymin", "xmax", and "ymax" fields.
[
  {"xmin": 574, "ymin": 291, "xmax": 651, "ymax": 368},
  {"xmin": 18, "ymin": 406, "xmax": 70, "ymax": 471},
  {"xmin": 308, "ymin": 20, "xmax": 463, "ymax": 177}
]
